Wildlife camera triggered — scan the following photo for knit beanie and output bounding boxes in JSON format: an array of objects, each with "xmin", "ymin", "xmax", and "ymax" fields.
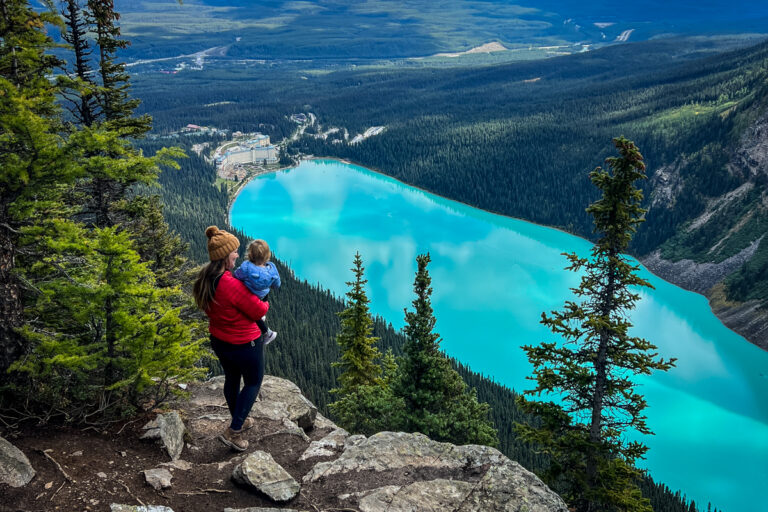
[{"xmin": 206, "ymin": 226, "xmax": 240, "ymax": 261}]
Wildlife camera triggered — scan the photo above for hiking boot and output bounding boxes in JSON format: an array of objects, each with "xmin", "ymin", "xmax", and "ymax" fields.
[
  {"xmin": 241, "ymin": 417, "xmax": 254, "ymax": 430},
  {"xmin": 263, "ymin": 329, "xmax": 277, "ymax": 346},
  {"xmin": 219, "ymin": 427, "xmax": 248, "ymax": 452}
]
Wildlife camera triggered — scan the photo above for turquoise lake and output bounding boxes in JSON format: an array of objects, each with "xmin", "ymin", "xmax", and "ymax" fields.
[{"xmin": 231, "ymin": 159, "xmax": 768, "ymax": 512}]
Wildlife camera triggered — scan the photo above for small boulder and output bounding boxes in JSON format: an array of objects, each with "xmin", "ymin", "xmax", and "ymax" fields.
[
  {"xmin": 0, "ymin": 436, "xmax": 35, "ymax": 487},
  {"xmin": 157, "ymin": 412, "xmax": 185, "ymax": 460},
  {"xmin": 110, "ymin": 505, "xmax": 174, "ymax": 512},
  {"xmin": 232, "ymin": 450, "xmax": 300, "ymax": 502},
  {"xmin": 299, "ymin": 428, "xmax": 349, "ymax": 461},
  {"xmin": 143, "ymin": 468, "xmax": 173, "ymax": 490}
]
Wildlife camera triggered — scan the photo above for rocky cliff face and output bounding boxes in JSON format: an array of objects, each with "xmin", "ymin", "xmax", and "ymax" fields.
[
  {"xmin": 644, "ymin": 106, "xmax": 768, "ymax": 350},
  {"xmin": 0, "ymin": 375, "xmax": 568, "ymax": 512}
]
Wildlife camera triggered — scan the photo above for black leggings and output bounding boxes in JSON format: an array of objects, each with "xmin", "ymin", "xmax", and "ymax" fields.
[
  {"xmin": 211, "ymin": 336, "xmax": 265, "ymax": 431},
  {"xmin": 256, "ymin": 292, "xmax": 270, "ymax": 334}
]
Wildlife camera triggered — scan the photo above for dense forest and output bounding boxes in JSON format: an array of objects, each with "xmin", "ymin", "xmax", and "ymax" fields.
[{"xmin": 135, "ymin": 35, "xmax": 768, "ymax": 308}]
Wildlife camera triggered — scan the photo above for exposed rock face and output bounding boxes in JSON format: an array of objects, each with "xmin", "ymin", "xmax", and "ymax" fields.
[
  {"xmin": 729, "ymin": 107, "xmax": 768, "ymax": 183},
  {"xmin": 252, "ymin": 376, "xmax": 317, "ymax": 430},
  {"xmin": 0, "ymin": 436, "xmax": 35, "ymax": 487},
  {"xmin": 305, "ymin": 431, "xmax": 503, "ymax": 482},
  {"xmin": 641, "ymin": 243, "xmax": 761, "ymax": 294},
  {"xmin": 232, "ymin": 450, "xmax": 301, "ymax": 502},
  {"xmin": 641, "ymin": 245, "xmax": 768, "ymax": 350},
  {"xmin": 304, "ymin": 431, "xmax": 568, "ymax": 511}
]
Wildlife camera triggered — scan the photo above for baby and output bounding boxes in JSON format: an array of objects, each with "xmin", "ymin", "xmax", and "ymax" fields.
[{"xmin": 234, "ymin": 239, "xmax": 281, "ymax": 345}]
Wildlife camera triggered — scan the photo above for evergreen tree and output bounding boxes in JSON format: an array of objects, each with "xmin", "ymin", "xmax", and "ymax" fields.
[
  {"xmin": 329, "ymin": 252, "xmax": 403, "ymax": 435},
  {"xmin": 394, "ymin": 253, "xmax": 498, "ymax": 447},
  {"xmin": 11, "ymin": 226, "xmax": 205, "ymax": 421},
  {"xmin": 516, "ymin": 137, "xmax": 676, "ymax": 512},
  {"xmin": 332, "ymin": 252, "xmax": 381, "ymax": 389},
  {"xmin": 58, "ymin": 0, "xmax": 98, "ymax": 127},
  {"xmin": 0, "ymin": 0, "xmax": 77, "ymax": 372}
]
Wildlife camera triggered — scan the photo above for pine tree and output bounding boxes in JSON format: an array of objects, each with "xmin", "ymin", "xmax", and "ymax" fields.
[
  {"xmin": 394, "ymin": 253, "xmax": 498, "ymax": 447},
  {"xmin": 12, "ymin": 226, "xmax": 205, "ymax": 421},
  {"xmin": 329, "ymin": 252, "xmax": 403, "ymax": 435},
  {"xmin": 1, "ymin": 0, "xmax": 204, "ymax": 423},
  {"xmin": 332, "ymin": 252, "xmax": 381, "ymax": 389},
  {"xmin": 0, "ymin": 0, "xmax": 78, "ymax": 372},
  {"xmin": 58, "ymin": 0, "xmax": 98, "ymax": 127},
  {"xmin": 516, "ymin": 137, "xmax": 676, "ymax": 512}
]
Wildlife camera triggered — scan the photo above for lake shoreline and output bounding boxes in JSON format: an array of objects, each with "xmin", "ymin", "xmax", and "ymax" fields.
[{"xmin": 229, "ymin": 156, "xmax": 767, "ymax": 353}]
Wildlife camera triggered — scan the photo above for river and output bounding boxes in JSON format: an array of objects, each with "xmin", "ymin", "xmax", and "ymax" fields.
[{"xmin": 230, "ymin": 159, "xmax": 768, "ymax": 512}]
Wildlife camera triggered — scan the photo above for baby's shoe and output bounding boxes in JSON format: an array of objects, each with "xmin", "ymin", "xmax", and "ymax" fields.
[{"xmin": 263, "ymin": 329, "xmax": 277, "ymax": 346}]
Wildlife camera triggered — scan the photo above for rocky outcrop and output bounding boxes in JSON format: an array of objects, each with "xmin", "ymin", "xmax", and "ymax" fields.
[
  {"xmin": 305, "ymin": 431, "xmax": 568, "ymax": 511},
  {"xmin": 0, "ymin": 436, "xmax": 35, "ymax": 487},
  {"xmin": 5, "ymin": 375, "xmax": 568, "ymax": 511},
  {"xmin": 252, "ymin": 376, "xmax": 318, "ymax": 430}
]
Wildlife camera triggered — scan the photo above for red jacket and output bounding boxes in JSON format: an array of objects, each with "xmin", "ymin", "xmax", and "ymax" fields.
[{"xmin": 207, "ymin": 271, "xmax": 269, "ymax": 344}]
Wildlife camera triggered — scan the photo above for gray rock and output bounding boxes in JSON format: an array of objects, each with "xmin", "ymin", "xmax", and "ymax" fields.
[
  {"xmin": 299, "ymin": 428, "xmax": 349, "ymax": 461},
  {"xmin": 344, "ymin": 434, "xmax": 366, "ymax": 449},
  {"xmin": 140, "ymin": 418, "xmax": 161, "ymax": 440},
  {"xmin": 298, "ymin": 445, "xmax": 335, "ymax": 461},
  {"xmin": 274, "ymin": 417, "xmax": 310, "ymax": 442},
  {"xmin": 0, "ymin": 436, "xmax": 35, "ymax": 487},
  {"xmin": 252, "ymin": 376, "xmax": 317, "ymax": 430},
  {"xmin": 358, "ymin": 480, "xmax": 475, "ymax": 512},
  {"xmin": 143, "ymin": 468, "xmax": 173, "ymax": 490},
  {"xmin": 304, "ymin": 431, "xmax": 567, "ymax": 512},
  {"xmin": 224, "ymin": 509, "xmax": 303, "ymax": 512},
  {"xmin": 312, "ymin": 412, "xmax": 337, "ymax": 430},
  {"xmin": 232, "ymin": 450, "xmax": 300, "ymax": 502},
  {"xmin": 157, "ymin": 411, "xmax": 185, "ymax": 461},
  {"xmin": 458, "ymin": 459, "xmax": 569, "ymax": 511},
  {"xmin": 304, "ymin": 431, "xmax": 489, "ymax": 482},
  {"xmin": 110, "ymin": 505, "xmax": 174, "ymax": 512}
]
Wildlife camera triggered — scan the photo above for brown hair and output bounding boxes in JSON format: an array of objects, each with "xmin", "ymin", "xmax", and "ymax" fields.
[
  {"xmin": 192, "ymin": 259, "xmax": 226, "ymax": 312},
  {"xmin": 247, "ymin": 239, "xmax": 271, "ymax": 265}
]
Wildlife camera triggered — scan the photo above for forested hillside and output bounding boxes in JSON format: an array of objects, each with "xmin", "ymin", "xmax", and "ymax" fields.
[{"xmin": 135, "ymin": 36, "xmax": 768, "ymax": 346}]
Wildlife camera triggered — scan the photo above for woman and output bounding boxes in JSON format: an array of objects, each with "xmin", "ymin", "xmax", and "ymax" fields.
[{"xmin": 192, "ymin": 226, "xmax": 269, "ymax": 451}]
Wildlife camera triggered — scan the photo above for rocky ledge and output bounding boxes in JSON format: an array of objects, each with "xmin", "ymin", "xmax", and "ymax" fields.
[{"xmin": 1, "ymin": 375, "xmax": 567, "ymax": 512}]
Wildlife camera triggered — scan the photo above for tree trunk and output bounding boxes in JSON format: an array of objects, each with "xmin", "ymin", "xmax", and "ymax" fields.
[{"xmin": 0, "ymin": 214, "xmax": 24, "ymax": 374}]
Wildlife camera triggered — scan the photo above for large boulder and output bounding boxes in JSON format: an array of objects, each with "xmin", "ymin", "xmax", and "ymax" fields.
[
  {"xmin": 305, "ymin": 431, "xmax": 567, "ymax": 512},
  {"xmin": 251, "ymin": 376, "xmax": 317, "ymax": 430},
  {"xmin": 303, "ymin": 431, "xmax": 503, "ymax": 482},
  {"xmin": 232, "ymin": 450, "xmax": 300, "ymax": 502},
  {"xmin": 0, "ymin": 436, "xmax": 35, "ymax": 487}
]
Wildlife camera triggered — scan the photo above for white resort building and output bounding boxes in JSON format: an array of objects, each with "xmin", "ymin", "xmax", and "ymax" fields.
[{"xmin": 215, "ymin": 134, "xmax": 279, "ymax": 179}]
